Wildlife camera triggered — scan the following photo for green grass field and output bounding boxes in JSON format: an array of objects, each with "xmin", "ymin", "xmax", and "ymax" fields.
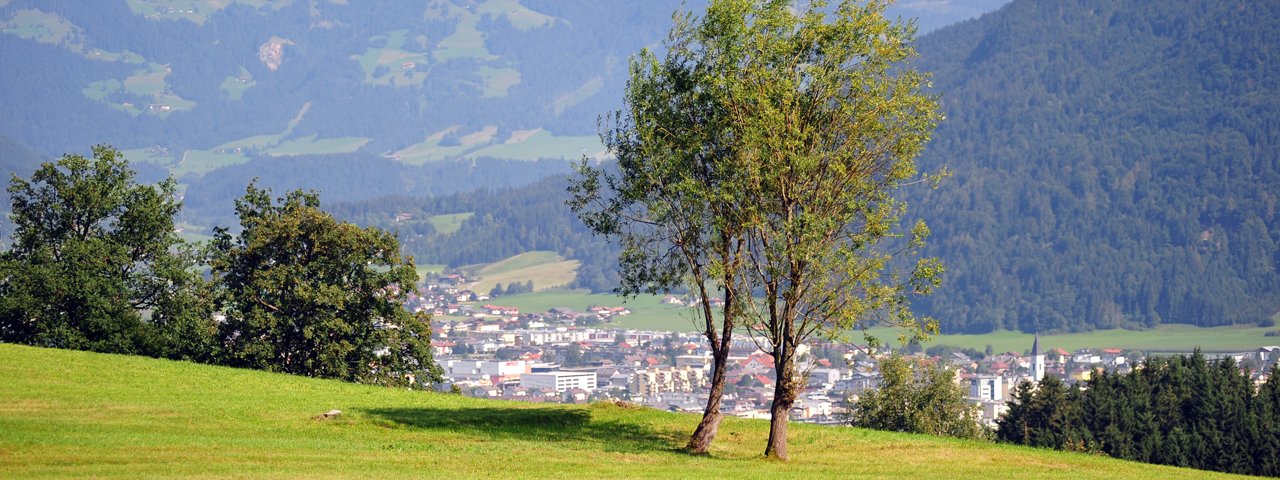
[
  {"xmin": 478, "ymin": 66, "xmax": 521, "ymax": 97},
  {"xmin": 264, "ymin": 135, "xmax": 370, "ymax": 157},
  {"xmin": 492, "ymin": 290, "xmax": 700, "ymax": 332},
  {"xmin": 389, "ymin": 126, "xmax": 499, "ymax": 164},
  {"xmin": 415, "ymin": 264, "xmax": 447, "ymax": 281},
  {"xmin": 433, "ymin": 15, "xmax": 497, "ymax": 62},
  {"xmin": 0, "ymin": 344, "xmax": 1249, "ymax": 479},
  {"xmin": 350, "ymin": 29, "xmax": 431, "ymax": 87},
  {"xmin": 466, "ymin": 128, "xmax": 607, "ymax": 160},
  {"xmin": 901, "ymin": 323, "xmax": 1280, "ymax": 355},
  {"xmin": 174, "ymin": 149, "xmax": 250, "ymax": 177},
  {"xmin": 427, "ymin": 212, "xmax": 474, "ymax": 235},
  {"xmin": 126, "ymin": 0, "xmax": 291, "ymax": 25},
  {"xmin": 219, "ymin": 67, "xmax": 255, "ymax": 100},
  {"xmin": 465, "ymin": 251, "xmax": 580, "ymax": 294},
  {"xmin": 473, "ymin": 0, "xmax": 555, "ymax": 30},
  {"xmin": 1, "ymin": 8, "xmax": 79, "ymax": 47},
  {"xmin": 79, "ymin": 62, "xmax": 195, "ymax": 117},
  {"xmin": 552, "ymin": 76, "xmax": 604, "ymax": 115}
]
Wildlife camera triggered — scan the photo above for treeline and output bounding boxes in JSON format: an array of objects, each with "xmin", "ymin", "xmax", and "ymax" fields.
[
  {"xmin": 0, "ymin": 146, "xmax": 441, "ymax": 387},
  {"xmin": 998, "ymin": 351, "xmax": 1280, "ymax": 476},
  {"xmin": 907, "ymin": 0, "xmax": 1280, "ymax": 333},
  {"xmin": 181, "ymin": 153, "xmax": 574, "ymax": 228}
]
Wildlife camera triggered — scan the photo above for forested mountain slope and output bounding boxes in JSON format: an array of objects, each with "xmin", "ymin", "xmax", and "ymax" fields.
[
  {"xmin": 909, "ymin": 0, "xmax": 1280, "ymax": 332},
  {"xmin": 351, "ymin": 0, "xmax": 1280, "ymax": 336}
]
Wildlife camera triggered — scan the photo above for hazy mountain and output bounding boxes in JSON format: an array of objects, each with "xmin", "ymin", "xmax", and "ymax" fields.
[
  {"xmin": 886, "ymin": 0, "xmax": 1011, "ymax": 34},
  {"xmin": 5, "ymin": 1, "xmax": 1274, "ymax": 335},
  {"xmin": 0, "ymin": 1, "xmax": 683, "ymax": 185},
  {"xmin": 342, "ymin": 0, "xmax": 1280, "ymax": 336}
]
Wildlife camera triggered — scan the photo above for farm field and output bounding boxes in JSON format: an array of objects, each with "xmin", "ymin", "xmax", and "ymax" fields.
[
  {"xmin": 0, "ymin": 344, "xmax": 1249, "ymax": 479},
  {"xmin": 463, "ymin": 251, "xmax": 579, "ymax": 294}
]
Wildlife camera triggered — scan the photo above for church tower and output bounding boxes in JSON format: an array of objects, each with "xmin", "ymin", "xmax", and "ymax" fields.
[{"xmin": 1031, "ymin": 333, "xmax": 1045, "ymax": 382}]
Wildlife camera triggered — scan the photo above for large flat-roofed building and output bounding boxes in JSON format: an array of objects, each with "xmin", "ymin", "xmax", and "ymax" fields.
[{"xmin": 520, "ymin": 371, "xmax": 597, "ymax": 393}]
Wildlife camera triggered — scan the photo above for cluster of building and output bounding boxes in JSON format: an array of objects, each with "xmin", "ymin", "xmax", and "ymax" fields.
[{"xmin": 416, "ymin": 276, "xmax": 1280, "ymax": 427}]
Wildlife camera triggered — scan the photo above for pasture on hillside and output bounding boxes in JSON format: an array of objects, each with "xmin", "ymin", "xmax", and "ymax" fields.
[{"xmin": 0, "ymin": 344, "xmax": 1252, "ymax": 479}]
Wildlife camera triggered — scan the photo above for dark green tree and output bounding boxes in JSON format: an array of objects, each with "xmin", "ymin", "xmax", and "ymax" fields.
[
  {"xmin": 850, "ymin": 354, "xmax": 985, "ymax": 439},
  {"xmin": 209, "ymin": 183, "xmax": 441, "ymax": 387},
  {"xmin": 0, "ymin": 145, "xmax": 206, "ymax": 356}
]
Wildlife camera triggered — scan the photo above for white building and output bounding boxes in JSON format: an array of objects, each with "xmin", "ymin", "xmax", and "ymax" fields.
[
  {"xmin": 970, "ymin": 374, "xmax": 1004, "ymax": 401},
  {"xmin": 520, "ymin": 371, "xmax": 597, "ymax": 393},
  {"xmin": 445, "ymin": 360, "xmax": 530, "ymax": 378},
  {"xmin": 630, "ymin": 366, "xmax": 708, "ymax": 395}
]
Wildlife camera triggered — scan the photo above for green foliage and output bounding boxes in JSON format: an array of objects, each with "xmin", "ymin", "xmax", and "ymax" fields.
[
  {"xmin": 850, "ymin": 354, "xmax": 987, "ymax": 440},
  {"xmin": 208, "ymin": 182, "xmax": 441, "ymax": 387},
  {"xmin": 0, "ymin": 145, "xmax": 206, "ymax": 356},
  {"xmin": 998, "ymin": 352, "xmax": 1280, "ymax": 476},
  {"xmin": 573, "ymin": 0, "xmax": 944, "ymax": 459}
]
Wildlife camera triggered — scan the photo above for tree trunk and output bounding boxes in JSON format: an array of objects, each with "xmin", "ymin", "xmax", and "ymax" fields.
[
  {"xmin": 687, "ymin": 345, "xmax": 731, "ymax": 454},
  {"xmin": 765, "ymin": 356, "xmax": 798, "ymax": 461}
]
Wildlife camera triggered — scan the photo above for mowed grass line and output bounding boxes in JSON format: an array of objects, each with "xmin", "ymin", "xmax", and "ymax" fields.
[{"xmin": 0, "ymin": 344, "xmax": 1251, "ymax": 479}]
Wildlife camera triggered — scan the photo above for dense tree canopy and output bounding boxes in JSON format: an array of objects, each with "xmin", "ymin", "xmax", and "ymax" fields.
[
  {"xmin": 0, "ymin": 145, "xmax": 199, "ymax": 355},
  {"xmin": 209, "ymin": 183, "xmax": 441, "ymax": 387},
  {"xmin": 998, "ymin": 352, "xmax": 1280, "ymax": 476},
  {"xmin": 849, "ymin": 354, "xmax": 986, "ymax": 440}
]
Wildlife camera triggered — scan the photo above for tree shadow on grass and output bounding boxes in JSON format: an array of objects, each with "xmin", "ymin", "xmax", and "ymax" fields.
[{"xmin": 363, "ymin": 405, "xmax": 681, "ymax": 454}]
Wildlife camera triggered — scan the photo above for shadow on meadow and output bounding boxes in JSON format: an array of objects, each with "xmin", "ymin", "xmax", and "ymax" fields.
[{"xmin": 363, "ymin": 405, "xmax": 682, "ymax": 454}]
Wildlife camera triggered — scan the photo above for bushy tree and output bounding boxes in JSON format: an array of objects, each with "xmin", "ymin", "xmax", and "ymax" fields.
[
  {"xmin": 571, "ymin": 0, "xmax": 941, "ymax": 459},
  {"xmin": 850, "ymin": 354, "xmax": 986, "ymax": 439},
  {"xmin": 209, "ymin": 183, "xmax": 441, "ymax": 387},
  {"xmin": 707, "ymin": 0, "xmax": 943, "ymax": 459},
  {"xmin": 0, "ymin": 145, "xmax": 206, "ymax": 356}
]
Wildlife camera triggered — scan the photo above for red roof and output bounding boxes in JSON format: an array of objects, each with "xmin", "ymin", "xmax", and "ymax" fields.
[{"xmin": 744, "ymin": 353, "xmax": 775, "ymax": 368}]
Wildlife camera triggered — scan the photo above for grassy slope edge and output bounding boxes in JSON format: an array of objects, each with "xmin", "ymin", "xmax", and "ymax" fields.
[{"xmin": 0, "ymin": 344, "xmax": 1254, "ymax": 479}]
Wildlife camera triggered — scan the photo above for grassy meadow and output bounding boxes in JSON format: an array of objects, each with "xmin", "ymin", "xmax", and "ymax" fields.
[
  {"xmin": 0, "ymin": 343, "xmax": 1253, "ymax": 479},
  {"xmin": 464, "ymin": 251, "xmax": 580, "ymax": 294}
]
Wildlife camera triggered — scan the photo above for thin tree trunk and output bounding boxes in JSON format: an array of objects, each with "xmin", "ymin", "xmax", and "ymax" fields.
[
  {"xmin": 687, "ymin": 347, "xmax": 730, "ymax": 453},
  {"xmin": 765, "ymin": 355, "xmax": 797, "ymax": 461}
]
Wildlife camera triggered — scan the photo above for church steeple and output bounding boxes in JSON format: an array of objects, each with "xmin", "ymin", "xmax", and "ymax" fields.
[{"xmin": 1031, "ymin": 333, "xmax": 1045, "ymax": 382}]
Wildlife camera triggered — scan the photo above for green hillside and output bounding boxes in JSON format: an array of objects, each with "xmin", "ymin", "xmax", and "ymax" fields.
[{"xmin": 0, "ymin": 344, "xmax": 1251, "ymax": 479}]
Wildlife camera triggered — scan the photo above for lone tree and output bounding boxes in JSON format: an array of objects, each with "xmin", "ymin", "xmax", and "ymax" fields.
[
  {"xmin": 576, "ymin": 0, "xmax": 943, "ymax": 460},
  {"xmin": 0, "ymin": 145, "xmax": 203, "ymax": 356},
  {"xmin": 569, "ymin": 0, "xmax": 758, "ymax": 452},
  {"xmin": 209, "ymin": 183, "xmax": 441, "ymax": 387},
  {"xmin": 723, "ymin": 0, "xmax": 944, "ymax": 460}
]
